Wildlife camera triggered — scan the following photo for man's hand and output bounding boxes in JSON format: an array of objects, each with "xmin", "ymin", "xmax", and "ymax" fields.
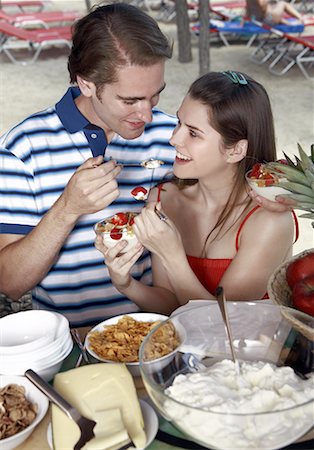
[
  {"xmin": 249, "ymin": 189, "xmax": 295, "ymax": 213},
  {"xmin": 59, "ymin": 156, "xmax": 121, "ymax": 218}
]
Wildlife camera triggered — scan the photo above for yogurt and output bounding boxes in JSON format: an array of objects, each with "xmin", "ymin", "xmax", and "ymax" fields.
[
  {"xmin": 164, "ymin": 359, "xmax": 314, "ymax": 449},
  {"xmin": 94, "ymin": 212, "xmax": 139, "ymax": 253}
]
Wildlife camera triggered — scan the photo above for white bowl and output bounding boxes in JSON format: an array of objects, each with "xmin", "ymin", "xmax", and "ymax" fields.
[
  {"xmin": 0, "ymin": 340, "xmax": 73, "ymax": 381},
  {"xmin": 94, "ymin": 212, "xmax": 139, "ymax": 253},
  {"xmin": 85, "ymin": 313, "xmax": 168, "ymax": 376},
  {"xmin": 0, "ymin": 375, "xmax": 49, "ymax": 450},
  {"xmin": 0, "ymin": 310, "xmax": 68, "ymax": 354},
  {"xmin": 245, "ymin": 170, "xmax": 288, "ymax": 202},
  {"xmin": 1, "ymin": 331, "xmax": 72, "ymax": 366}
]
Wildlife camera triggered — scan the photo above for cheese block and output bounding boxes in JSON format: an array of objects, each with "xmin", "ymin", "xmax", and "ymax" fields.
[{"xmin": 51, "ymin": 363, "xmax": 146, "ymax": 449}]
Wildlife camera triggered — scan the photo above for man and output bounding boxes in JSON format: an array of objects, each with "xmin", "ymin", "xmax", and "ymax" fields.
[{"xmin": 0, "ymin": 3, "xmax": 177, "ymax": 327}]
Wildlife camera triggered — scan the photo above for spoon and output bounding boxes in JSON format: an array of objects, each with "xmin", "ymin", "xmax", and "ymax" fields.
[
  {"xmin": 115, "ymin": 158, "xmax": 165, "ymax": 169},
  {"xmin": 71, "ymin": 328, "xmax": 90, "ymax": 366},
  {"xmin": 215, "ymin": 286, "xmax": 240, "ymax": 373}
]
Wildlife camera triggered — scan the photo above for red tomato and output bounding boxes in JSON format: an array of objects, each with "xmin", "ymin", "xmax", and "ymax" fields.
[
  {"xmin": 110, "ymin": 228, "xmax": 123, "ymax": 240},
  {"xmin": 292, "ymin": 275, "xmax": 314, "ymax": 317},
  {"xmin": 286, "ymin": 252, "xmax": 314, "ymax": 289},
  {"xmin": 111, "ymin": 212, "xmax": 128, "ymax": 226}
]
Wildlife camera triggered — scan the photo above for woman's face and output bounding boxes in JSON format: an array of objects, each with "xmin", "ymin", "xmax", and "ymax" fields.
[{"xmin": 170, "ymin": 95, "xmax": 230, "ymax": 181}]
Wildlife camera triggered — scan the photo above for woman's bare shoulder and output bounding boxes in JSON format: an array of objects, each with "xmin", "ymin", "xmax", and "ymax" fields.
[{"xmin": 243, "ymin": 205, "xmax": 295, "ymax": 240}]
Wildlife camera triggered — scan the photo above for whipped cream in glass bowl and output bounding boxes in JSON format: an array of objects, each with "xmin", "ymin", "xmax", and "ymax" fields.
[
  {"xmin": 94, "ymin": 211, "xmax": 139, "ymax": 253},
  {"xmin": 139, "ymin": 302, "xmax": 314, "ymax": 450}
]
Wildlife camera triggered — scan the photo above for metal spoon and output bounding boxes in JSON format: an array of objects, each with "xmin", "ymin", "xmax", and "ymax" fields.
[
  {"xmin": 71, "ymin": 328, "xmax": 90, "ymax": 366},
  {"xmin": 116, "ymin": 158, "xmax": 165, "ymax": 169},
  {"xmin": 215, "ymin": 286, "xmax": 240, "ymax": 373}
]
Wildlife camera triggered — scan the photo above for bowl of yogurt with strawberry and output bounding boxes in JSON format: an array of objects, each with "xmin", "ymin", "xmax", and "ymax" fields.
[
  {"xmin": 246, "ymin": 163, "xmax": 289, "ymax": 201},
  {"xmin": 94, "ymin": 211, "xmax": 139, "ymax": 253}
]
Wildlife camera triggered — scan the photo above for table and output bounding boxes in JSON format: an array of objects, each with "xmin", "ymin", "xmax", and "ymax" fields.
[{"xmin": 16, "ymin": 328, "xmax": 314, "ymax": 450}]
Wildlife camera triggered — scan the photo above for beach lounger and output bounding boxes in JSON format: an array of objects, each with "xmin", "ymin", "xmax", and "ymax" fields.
[
  {"xmin": 191, "ymin": 17, "xmax": 304, "ymax": 47},
  {"xmin": 249, "ymin": 17, "xmax": 308, "ymax": 64},
  {"xmin": 0, "ymin": 9, "xmax": 81, "ymax": 29},
  {"xmin": 0, "ymin": 1, "xmax": 49, "ymax": 13},
  {"xmin": 268, "ymin": 33, "xmax": 314, "ymax": 78},
  {"xmin": 0, "ymin": 20, "xmax": 72, "ymax": 64}
]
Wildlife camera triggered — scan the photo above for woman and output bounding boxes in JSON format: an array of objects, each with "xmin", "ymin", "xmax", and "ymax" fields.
[
  {"xmin": 95, "ymin": 71, "xmax": 297, "ymax": 314},
  {"xmin": 246, "ymin": 0, "xmax": 304, "ymax": 25}
]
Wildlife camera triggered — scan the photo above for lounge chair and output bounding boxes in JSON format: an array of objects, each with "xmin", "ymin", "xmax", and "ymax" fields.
[
  {"xmin": 0, "ymin": 20, "xmax": 72, "ymax": 64},
  {"xmin": 268, "ymin": 33, "xmax": 314, "ymax": 78},
  {"xmin": 191, "ymin": 17, "xmax": 305, "ymax": 47},
  {"xmin": 0, "ymin": 9, "xmax": 81, "ymax": 29},
  {"xmin": 1, "ymin": 1, "xmax": 49, "ymax": 12}
]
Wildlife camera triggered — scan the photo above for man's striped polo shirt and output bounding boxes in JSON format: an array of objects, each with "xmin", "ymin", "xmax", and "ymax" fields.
[{"xmin": 0, "ymin": 87, "xmax": 177, "ymax": 327}]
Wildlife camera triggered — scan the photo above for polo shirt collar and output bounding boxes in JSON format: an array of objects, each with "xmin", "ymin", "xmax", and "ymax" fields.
[
  {"xmin": 55, "ymin": 87, "xmax": 88, "ymax": 133},
  {"xmin": 55, "ymin": 87, "xmax": 108, "ymax": 158}
]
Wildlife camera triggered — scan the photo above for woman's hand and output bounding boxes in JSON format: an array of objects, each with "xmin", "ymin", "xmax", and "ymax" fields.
[
  {"xmin": 94, "ymin": 234, "xmax": 143, "ymax": 290},
  {"xmin": 133, "ymin": 202, "xmax": 184, "ymax": 261},
  {"xmin": 249, "ymin": 189, "xmax": 294, "ymax": 212}
]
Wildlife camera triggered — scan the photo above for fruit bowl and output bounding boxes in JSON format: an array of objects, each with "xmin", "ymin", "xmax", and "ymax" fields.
[
  {"xmin": 139, "ymin": 302, "xmax": 314, "ymax": 450},
  {"xmin": 94, "ymin": 211, "xmax": 139, "ymax": 253},
  {"xmin": 268, "ymin": 248, "xmax": 314, "ymax": 323},
  {"xmin": 245, "ymin": 164, "xmax": 288, "ymax": 201}
]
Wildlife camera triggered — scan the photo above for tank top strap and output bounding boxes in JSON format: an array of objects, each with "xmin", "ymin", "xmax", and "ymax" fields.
[
  {"xmin": 291, "ymin": 210, "xmax": 299, "ymax": 244},
  {"xmin": 156, "ymin": 183, "xmax": 164, "ymax": 203},
  {"xmin": 235, "ymin": 206, "xmax": 300, "ymax": 251},
  {"xmin": 235, "ymin": 205, "xmax": 261, "ymax": 251}
]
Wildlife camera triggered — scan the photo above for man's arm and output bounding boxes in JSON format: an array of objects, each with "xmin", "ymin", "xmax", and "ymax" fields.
[{"xmin": 0, "ymin": 157, "xmax": 121, "ymax": 299}]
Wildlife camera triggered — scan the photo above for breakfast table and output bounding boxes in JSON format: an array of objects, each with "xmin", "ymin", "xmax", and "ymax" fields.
[{"xmin": 16, "ymin": 327, "xmax": 314, "ymax": 450}]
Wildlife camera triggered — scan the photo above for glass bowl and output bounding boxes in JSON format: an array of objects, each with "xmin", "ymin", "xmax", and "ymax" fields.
[
  {"xmin": 245, "ymin": 169, "xmax": 288, "ymax": 202},
  {"xmin": 94, "ymin": 211, "xmax": 139, "ymax": 253},
  {"xmin": 139, "ymin": 302, "xmax": 314, "ymax": 450}
]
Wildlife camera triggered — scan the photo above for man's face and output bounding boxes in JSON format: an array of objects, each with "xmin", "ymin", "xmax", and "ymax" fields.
[{"xmin": 81, "ymin": 61, "xmax": 166, "ymax": 142}]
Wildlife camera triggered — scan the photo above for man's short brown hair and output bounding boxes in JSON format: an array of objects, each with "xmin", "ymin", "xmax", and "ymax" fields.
[{"xmin": 68, "ymin": 3, "xmax": 172, "ymax": 90}]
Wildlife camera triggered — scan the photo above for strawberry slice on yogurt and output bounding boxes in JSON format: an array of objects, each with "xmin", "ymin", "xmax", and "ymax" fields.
[
  {"xmin": 94, "ymin": 211, "xmax": 139, "ymax": 253},
  {"xmin": 131, "ymin": 186, "xmax": 148, "ymax": 201}
]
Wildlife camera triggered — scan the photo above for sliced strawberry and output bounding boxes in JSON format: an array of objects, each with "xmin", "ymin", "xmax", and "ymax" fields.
[
  {"xmin": 131, "ymin": 186, "xmax": 148, "ymax": 196},
  {"xmin": 110, "ymin": 228, "xmax": 123, "ymax": 240},
  {"xmin": 250, "ymin": 163, "xmax": 262, "ymax": 179},
  {"xmin": 263, "ymin": 173, "xmax": 276, "ymax": 186},
  {"xmin": 110, "ymin": 212, "xmax": 128, "ymax": 226},
  {"xmin": 129, "ymin": 217, "xmax": 135, "ymax": 225}
]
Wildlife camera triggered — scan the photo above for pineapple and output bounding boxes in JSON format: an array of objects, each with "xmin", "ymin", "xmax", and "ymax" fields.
[{"xmin": 264, "ymin": 143, "xmax": 314, "ymax": 227}]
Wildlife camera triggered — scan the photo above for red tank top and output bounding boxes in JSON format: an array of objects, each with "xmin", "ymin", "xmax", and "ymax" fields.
[{"xmin": 157, "ymin": 184, "xmax": 299, "ymax": 297}]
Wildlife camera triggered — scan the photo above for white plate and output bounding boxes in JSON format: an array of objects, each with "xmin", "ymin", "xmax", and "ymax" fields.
[
  {"xmin": 47, "ymin": 399, "xmax": 158, "ymax": 450},
  {"xmin": 85, "ymin": 313, "xmax": 168, "ymax": 376}
]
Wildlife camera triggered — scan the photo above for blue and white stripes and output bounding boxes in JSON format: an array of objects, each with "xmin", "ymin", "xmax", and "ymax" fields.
[{"xmin": 0, "ymin": 88, "xmax": 177, "ymax": 326}]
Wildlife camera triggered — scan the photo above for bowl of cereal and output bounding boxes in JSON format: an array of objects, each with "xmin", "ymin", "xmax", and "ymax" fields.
[
  {"xmin": 85, "ymin": 313, "xmax": 178, "ymax": 376},
  {"xmin": 139, "ymin": 302, "xmax": 314, "ymax": 450},
  {"xmin": 0, "ymin": 375, "xmax": 49, "ymax": 450},
  {"xmin": 94, "ymin": 211, "xmax": 139, "ymax": 253}
]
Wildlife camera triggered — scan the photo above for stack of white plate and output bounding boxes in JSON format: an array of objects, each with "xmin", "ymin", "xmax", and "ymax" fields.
[{"xmin": 0, "ymin": 310, "xmax": 73, "ymax": 381}]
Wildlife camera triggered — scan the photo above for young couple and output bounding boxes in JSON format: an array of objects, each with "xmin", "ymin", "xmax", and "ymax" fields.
[{"xmin": 0, "ymin": 3, "xmax": 296, "ymax": 326}]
